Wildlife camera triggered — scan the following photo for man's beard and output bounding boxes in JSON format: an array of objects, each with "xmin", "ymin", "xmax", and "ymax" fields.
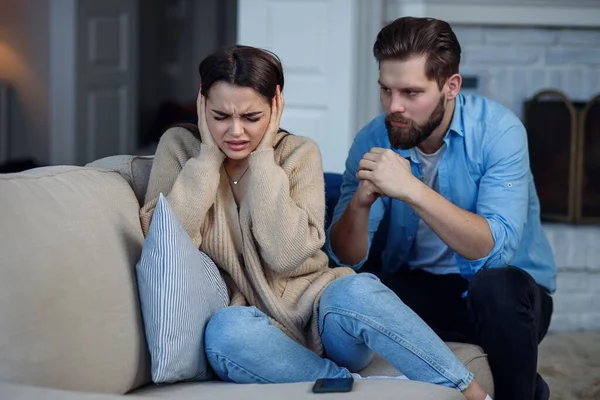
[{"xmin": 385, "ymin": 96, "xmax": 446, "ymax": 150}]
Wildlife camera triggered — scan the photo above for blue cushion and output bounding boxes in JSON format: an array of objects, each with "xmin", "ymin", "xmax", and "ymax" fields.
[
  {"xmin": 324, "ymin": 172, "xmax": 343, "ymax": 230},
  {"xmin": 136, "ymin": 194, "xmax": 229, "ymax": 383}
]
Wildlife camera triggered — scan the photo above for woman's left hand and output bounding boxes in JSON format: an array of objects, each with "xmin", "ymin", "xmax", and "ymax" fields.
[{"xmin": 257, "ymin": 85, "xmax": 285, "ymax": 150}]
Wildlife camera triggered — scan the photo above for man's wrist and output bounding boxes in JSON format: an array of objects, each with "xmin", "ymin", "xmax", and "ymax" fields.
[
  {"xmin": 402, "ymin": 178, "xmax": 428, "ymax": 206},
  {"xmin": 349, "ymin": 194, "xmax": 373, "ymax": 213}
]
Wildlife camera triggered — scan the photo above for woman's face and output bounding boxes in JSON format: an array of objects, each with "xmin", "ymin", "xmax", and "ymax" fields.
[{"xmin": 205, "ymin": 82, "xmax": 271, "ymax": 161}]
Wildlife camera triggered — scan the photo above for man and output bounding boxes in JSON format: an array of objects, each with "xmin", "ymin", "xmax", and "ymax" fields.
[{"xmin": 326, "ymin": 16, "xmax": 556, "ymax": 400}]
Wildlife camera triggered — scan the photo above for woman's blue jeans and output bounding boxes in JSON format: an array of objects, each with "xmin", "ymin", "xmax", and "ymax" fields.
[{"xmin": 204, "ymin": 273, "xmax": 473, "ymax": 391}]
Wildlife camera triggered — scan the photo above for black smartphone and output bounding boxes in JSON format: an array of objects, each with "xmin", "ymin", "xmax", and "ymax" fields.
[{"xmin": 311, "ymin": 377, "xmax": 354, "ymax": 393}]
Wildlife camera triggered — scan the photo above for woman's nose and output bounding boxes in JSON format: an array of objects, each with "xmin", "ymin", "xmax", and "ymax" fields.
[{"xmin": 229, "ymin": 118, "xmax": 243, "ymax": 136}]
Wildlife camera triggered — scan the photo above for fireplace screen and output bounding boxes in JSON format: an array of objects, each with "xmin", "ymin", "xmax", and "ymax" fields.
[
  {"xmin": 580, "ymin": 95, "xmax": 600, "ymax": 220},
  {"xmin": 524, "ymin": 90, "xmax": 600, "ymax": 223}
]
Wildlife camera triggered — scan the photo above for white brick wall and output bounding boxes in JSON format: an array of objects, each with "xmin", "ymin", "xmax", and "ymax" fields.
[
  {"xmin": 451, "ymin": 27, "xmax": 600, "ymax": 332},
  {"xmin": 454, "ymin": 26, "xmax": 600, "ymax": 119},
  {"xmin": 543, "ymin": 224, "xmax": 600, "ymax": 332}
]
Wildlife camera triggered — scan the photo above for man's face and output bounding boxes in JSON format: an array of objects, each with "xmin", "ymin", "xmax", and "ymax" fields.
[{"xmin": 379, "ymin": 56, "xmax": 447, "ymax": 149}]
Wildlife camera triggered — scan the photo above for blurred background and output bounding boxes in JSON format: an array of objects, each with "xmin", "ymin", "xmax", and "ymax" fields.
[
  {"xmin": 0, "ymin": 0, "xmax": 236, "ymax": 170},
  {"xmin": 0, "ymin": 0, "xmax": 599, "ymax": 172}
]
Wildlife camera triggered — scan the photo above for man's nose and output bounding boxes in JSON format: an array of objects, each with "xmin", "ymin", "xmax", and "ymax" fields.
[{"xmin": 389, "ymin": 93, "xmax": 406, "ymax": 114}]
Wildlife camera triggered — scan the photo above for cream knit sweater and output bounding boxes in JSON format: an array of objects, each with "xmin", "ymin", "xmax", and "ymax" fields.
[{"xmin": 140, "ymin": 127, "xmax": 354, "ymax": 355}]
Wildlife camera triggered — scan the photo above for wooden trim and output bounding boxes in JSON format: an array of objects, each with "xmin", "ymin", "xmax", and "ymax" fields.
[
  {"xmin": 0, "ymin": 82, "xmax": 9, "ymax": 163},
  {"xmin": 577, "ymin": 93, "xmax": 600, "ymax": 222}
]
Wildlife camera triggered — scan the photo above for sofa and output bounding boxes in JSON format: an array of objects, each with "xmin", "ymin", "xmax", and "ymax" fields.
[{"xmin": 0, "ymin": 154, "xmax": 494, "ymax": 399}]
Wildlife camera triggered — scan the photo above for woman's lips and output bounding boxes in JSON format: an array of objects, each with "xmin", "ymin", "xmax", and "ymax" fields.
[{"xmin": 225, "ymin": 141, "xmax": 249, "ymax": 151}]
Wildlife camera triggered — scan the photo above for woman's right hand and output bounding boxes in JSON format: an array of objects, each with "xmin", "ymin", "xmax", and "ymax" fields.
[{"xmin": 197, "ymin": 87, "xmax": 217, "ymax": 147}]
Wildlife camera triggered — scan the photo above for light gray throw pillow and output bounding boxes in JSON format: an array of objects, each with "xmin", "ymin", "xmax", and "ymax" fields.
[{"xmin": 136, "ymin": 194, "xmax": 229, "ymax": 383}]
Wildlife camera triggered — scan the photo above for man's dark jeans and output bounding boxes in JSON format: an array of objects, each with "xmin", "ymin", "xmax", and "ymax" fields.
[{"xmin": 373, "ymin": 266, "xmax": 553, "ymax": 400}]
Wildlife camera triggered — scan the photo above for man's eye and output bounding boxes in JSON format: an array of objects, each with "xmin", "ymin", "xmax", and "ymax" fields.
[
  {"xmin": 407, "ymin": 91, "xmax": 420, "ymax": 97},
  {"xmin": 213, "ymin": 116, "xmax": 227, "ymax": 121},
  {"xmin": 246, "ymin": 117, "xmax": 260, "ymax": 122},
  {"xmin": 380, "ymin": 87, "xmax": 391, "ymax": 93}
]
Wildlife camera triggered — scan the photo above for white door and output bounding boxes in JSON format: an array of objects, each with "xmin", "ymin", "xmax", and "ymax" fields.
[
  {"xmin": 76, "ymin": 0, "xmax": 138, "ymax": 165},
  {"xmin": 238, "ymin": 0, "xmax": 358, "ymax": 173}
]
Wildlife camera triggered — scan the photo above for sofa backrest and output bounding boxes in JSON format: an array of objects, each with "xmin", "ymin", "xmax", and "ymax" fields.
[
  {"xmin": 0, "ymin": 166, "xmax": 151, "ymax": 394},
  {"xmin": 86, "ymin": 155, "xmax": 154, "ymax": 206}
]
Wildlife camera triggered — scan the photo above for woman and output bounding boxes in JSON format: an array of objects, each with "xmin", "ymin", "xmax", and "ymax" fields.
[{"xmin": 140, "ymin": 45, "xmax": 491, "ymax": 400}]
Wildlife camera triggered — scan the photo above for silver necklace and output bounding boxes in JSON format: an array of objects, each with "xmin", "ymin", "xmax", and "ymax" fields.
[{"xmin": 225, "ymin": 166, "xmax": 249, "ymax": 185}]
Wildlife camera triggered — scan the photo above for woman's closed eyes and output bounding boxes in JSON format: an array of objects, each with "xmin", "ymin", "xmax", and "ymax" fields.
[{"xmin": 211, "ymin": 110, "xmax": 263, "ymax": 123}]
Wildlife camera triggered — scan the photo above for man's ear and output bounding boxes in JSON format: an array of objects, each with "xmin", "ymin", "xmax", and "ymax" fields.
[{"xmin": 445, "ymin": 74, "xmax": 462, "ymax": 101}]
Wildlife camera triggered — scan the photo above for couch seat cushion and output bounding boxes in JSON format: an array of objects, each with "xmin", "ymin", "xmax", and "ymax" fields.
[
  {"xmin": 359, "ymin": 342, "xmax": 493, "ymax": 395},
  {"xmin": 130, "ymin": 379, "xmax": 465, "ymax": 399},
  {"xmin": 130, "ymin": 343, "xmax": 491, "ymax": 399}
]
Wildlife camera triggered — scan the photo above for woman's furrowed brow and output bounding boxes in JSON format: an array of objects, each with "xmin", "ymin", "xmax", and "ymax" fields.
[
  {"xmin": 241, "ymin": 111, "xmax": 263, "ymax": 117},
  {"xmin": 211, "ymin": 109, "xmax": 230, "ymax": 116}
]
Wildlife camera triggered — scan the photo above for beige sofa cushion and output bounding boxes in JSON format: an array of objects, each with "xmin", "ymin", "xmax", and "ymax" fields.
[
  {"xmin": 0, "ymin": 383, "xmax": 148, "ymax": 400},
  {"xmin": 128, "ymin": 342, "xmax": 492, "ymax": 399},
  {"xmin": 87, "ymin": 156, "xmax": 153, "ymax": 206},
  {"xmin": 130, "ymin": 379, "xmax": 465, "ymax": 399},
  {"xmin": 1, "ymin": 380, "xmax": 465, "ymax": 400},
  {"xmin": 129, "ymin": 342, "xmax": 492, "ymax": 399},
  {"xmin": 0, "ymin": 167, "xmax": 151, "ymax": 394},
  {"xmin": 360, "ymin": 342, "xmax": 493, "ymax": 396}
]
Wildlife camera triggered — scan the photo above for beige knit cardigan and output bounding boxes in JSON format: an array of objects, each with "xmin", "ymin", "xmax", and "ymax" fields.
[{"xmin": 139, "ymin": 127, "xmax": 353, "ymax": 355}]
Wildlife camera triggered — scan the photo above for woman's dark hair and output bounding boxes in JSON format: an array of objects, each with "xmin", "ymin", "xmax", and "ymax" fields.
[
  {"xmin": 172, "ymin": 45, "xmax": 286, "ymax": 139},
  {"xmin": 373, "ymin": 17, "xmax": 461, "ymax": 89},
  {"xmin": 199, "ymin": 45, "xmax": 284, "ymax": 102}
]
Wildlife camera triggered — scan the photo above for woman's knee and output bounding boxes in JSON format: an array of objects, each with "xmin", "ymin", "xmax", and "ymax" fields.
[
  {"xmin": 321, "ymin": 273, "xmax": 381, "ymax": 304},
  {"xmin": 319, "ymin": 273, "xmax": 409, "ymax": 323},
  {"xmin": 205, "ymin": 306, "xmax": 267, "ymax": 354}
]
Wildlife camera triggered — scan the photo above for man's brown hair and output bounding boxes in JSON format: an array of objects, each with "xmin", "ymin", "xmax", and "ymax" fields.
[{"xmin": 373, "ymin": 17, "xmax": 461, "ymax": 89}]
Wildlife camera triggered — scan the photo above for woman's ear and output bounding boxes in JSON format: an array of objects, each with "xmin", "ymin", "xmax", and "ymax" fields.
[{"xmin": 445, "ymin": 74, "xmax": 462, "ymax": 101}]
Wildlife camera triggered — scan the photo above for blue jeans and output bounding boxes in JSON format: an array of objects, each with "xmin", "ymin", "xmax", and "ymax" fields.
[{"xmin": 204, "ymin": 273, "xmax": 473, "ymax": 391}]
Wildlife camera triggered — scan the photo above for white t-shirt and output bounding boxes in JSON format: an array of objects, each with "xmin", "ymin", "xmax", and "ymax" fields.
[{"xmin": 406, "ymin": 144, "xmax": 460, "ymax": 275}]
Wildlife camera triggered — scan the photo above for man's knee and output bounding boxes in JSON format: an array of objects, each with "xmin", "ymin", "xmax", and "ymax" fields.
[{"xmin": 468, "ymin": 266, "xmax": 536, "ymax": 314}]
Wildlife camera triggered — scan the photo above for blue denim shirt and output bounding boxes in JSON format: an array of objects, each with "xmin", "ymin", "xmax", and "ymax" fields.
[{"xmin": 325, "ymin": 93, "xmax": 557, "ymax": 294}]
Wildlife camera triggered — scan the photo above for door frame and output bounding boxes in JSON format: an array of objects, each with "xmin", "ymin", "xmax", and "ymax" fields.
[
  {"xmin": 49, "ymin": 0, "xmax": 77, "ymax": 165},
  {"xmin": 354, "ymin": 0, "xmax": 385, "ymax": 134}
]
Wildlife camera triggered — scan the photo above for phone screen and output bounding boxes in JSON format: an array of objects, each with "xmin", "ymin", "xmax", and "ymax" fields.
[{"xmin": 312, "ymin": 377, "xmax": 354, "ymax": 393}]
